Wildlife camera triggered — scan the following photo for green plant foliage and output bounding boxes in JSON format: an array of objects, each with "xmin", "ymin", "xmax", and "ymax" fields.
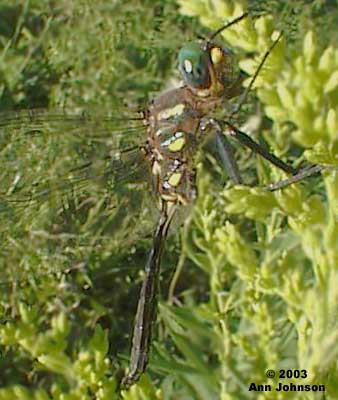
[
  {"xmin": 0, "ymin": 306, "xmax": 117, "ymax": 399},
  {"xmin": 174, "ymin": 0, "xmax": 338, "ymax": 399},
  {"xmin": 0, "ymin": 1, "xmax": 193, "ymax": 399},
  {"xmin": 0, "ymin": 0, "xmax": 337, "ymax": 399}
]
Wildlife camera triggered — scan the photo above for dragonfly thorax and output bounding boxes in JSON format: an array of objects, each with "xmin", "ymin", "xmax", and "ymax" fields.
[
  {"xmin": 144, "ymin": 41, "xmax": 243, "ymax": 209},
  {"xmin": 143, "ymin": 88, "xmax": 198, "ymax": 206},
  {"xmin": 145, "ymin": 84, "xmax": 226, "ymax": 207}
]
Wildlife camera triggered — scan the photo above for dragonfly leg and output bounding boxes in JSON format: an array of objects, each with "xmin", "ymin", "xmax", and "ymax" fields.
[
  {"xmin": 224, "ymin": 121, "xmax": 299, "ymax": 175},
  {"xmin": 264, "ymin": 164, "xmax": 328, "ymax": 191},
  {"xmin": 201, "ymin": 118, "xmax": 243, "ymax": 184},
  {"xmin": 203, "ymin": 120, "xmax": 324, "ymax": 190},
  {"xmin": 222, "ymin": 122, "xmax": 327, "ymax": 190},
  {"xmin": 216, "ymin": 132, "xmax": 243, "ymax": 184}
]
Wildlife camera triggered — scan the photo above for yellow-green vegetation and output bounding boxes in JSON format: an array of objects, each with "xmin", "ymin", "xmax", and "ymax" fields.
[
  {"xmin": 0, "ymin": 0, "xmax": 337, "ymax": 399},
  {"xmin": 178, "ymin": 0, "xmax": 338, "ymax": 399}
]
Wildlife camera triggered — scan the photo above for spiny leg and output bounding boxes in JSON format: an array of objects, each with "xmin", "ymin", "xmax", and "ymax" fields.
[
  {"xmin": 202, "ymin": 117, "xmax": 315, "ymax": 188},
  {"xmin": 264, "ymin": 164, "xmax": 329, "ymax": 191},
  {"xmin": 222, "ymin": 122, "xmax": 328, "ymax": 190},
  {"xmin": 224, "ymin": 121, "xmax": 298, "ymax": 175},
  {"xmin": 215, "ymin": 29, "xmax": 300, "ymax": 180},
  {"xmin": 221, "ymin": 29, "xmax": 327, "ymax": 189}
]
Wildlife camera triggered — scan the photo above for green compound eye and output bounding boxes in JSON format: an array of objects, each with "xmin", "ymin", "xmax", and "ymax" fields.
[{"xmin": 178, "ymin": 42, "xmax": 211, "ymax": 89}]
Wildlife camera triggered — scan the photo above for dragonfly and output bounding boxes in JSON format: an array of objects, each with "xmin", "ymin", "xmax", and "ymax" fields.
[{"xmin": 0, "ymin": 12, "xmax": 326, "ymax": 391}]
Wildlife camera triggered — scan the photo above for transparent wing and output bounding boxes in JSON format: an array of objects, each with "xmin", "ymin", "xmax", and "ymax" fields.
[
  {"xmin": 0, "ymin": 108, "xmax": 158, "ymax": 307},
  {"xmin": 0, "ymin": 108, "xmax": 146, "ymax": 203}
]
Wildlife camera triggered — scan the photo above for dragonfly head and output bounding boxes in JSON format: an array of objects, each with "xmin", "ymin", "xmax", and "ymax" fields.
[{"xmin": 178, "ymin": 41, "xmax": 236, "ymax": 98}]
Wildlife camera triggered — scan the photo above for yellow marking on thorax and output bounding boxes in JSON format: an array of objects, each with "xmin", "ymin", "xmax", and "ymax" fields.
[
  {"xmin": 161, "ymin": 192, "xmax": 189, "ymax": 206},
  {"xmin": 161, "ymin": 193, "xmax": 178, "ymax": 202},
  {"xmin": 167, "ymin": 172, "xmax": 182, "ymax": 187},
  {"xmin": 157, "ymin": 104, "xmax": 185, "ymax": 120},
  {"xmin": 210, "ymin": 47, "xmax": 223, "ymax": 64},
  {"xmin": 168, "ymin": 137, "xmax": 186, "ymax": 152},
  {"xmin": 152, "ymin": 160, "xmax": 161, "ymax": 176},
  {"xmin": 161, "ymin": 131, "xmax": 186, "ymax": 152}
]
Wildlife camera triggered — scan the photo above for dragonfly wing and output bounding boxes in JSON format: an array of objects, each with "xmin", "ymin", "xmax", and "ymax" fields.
[
  {"xmin": 0, "ymin": 108, "xmax": 157, "ymax": 289},
  {"xmin": 1, "ymin": 108, "xmax": 146, "ymax": 197}
]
